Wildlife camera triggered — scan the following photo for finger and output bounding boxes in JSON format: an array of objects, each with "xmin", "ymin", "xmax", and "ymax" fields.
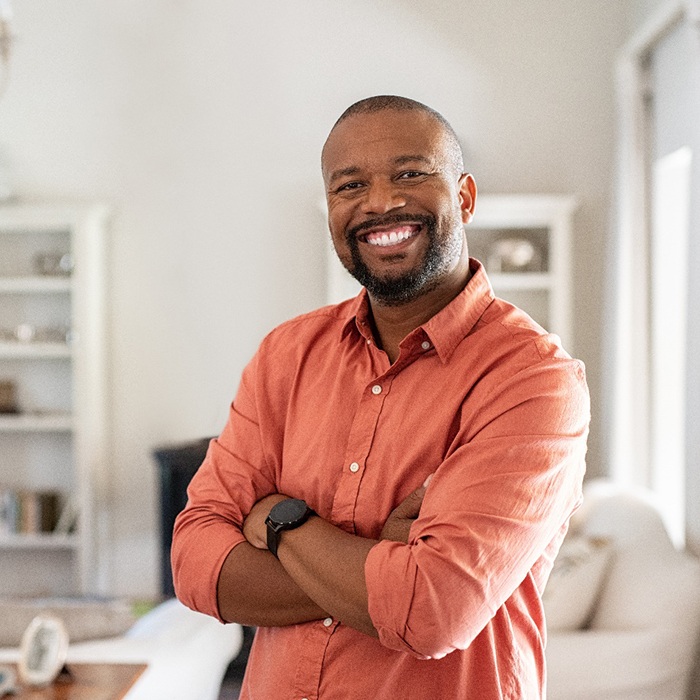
[{"xmin": 392, "ymin": 484, "xmax": 427, "ymax": 519}]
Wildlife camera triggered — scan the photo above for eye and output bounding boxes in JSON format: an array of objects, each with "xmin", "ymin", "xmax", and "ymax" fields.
[
  {"xmin": 335, "ymin": 181, "xmax": 364, "ymax": 193},
  {"xmin": 397, "ymin": 170, "xmax": 426, "ymax": 180}
]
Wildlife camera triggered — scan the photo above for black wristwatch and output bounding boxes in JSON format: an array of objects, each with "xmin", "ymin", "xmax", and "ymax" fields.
[{"xmin": 265, "ymin": 498, "xmax": 315, "ymax": 558}]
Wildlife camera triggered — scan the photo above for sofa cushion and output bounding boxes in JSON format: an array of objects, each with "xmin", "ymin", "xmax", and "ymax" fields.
[
  {"xmin": 543, "ymin": 536, "xmax": 613, "ymax": 632},
  {"xmin": 0, "ymin": 597, "xmax": 137, "ymax": 646}
]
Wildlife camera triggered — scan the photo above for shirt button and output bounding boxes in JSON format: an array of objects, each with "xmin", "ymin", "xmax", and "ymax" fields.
[
  {"xmin": 371, "ymin": 384, "xmax": 382, "ymax": 395},
  {"xmin": 421, "ymin": 340, "xmax": 431, "ymax": 350},
  {"xmin": 323, "ymin": 617, "xmax": 333, "ymax": 627},
  {"xmin": 349, "ymin": 462, "xmax": 360, "ymax": 473}
]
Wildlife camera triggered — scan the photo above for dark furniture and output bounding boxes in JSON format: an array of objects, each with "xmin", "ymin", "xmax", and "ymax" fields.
[
  {"xmin": 153, "ymin": 437, "xmax": 211, "ymax": 597},
  {"xmin": 152, "ymin": 437, "xmax": 254, "ymax": 682}
]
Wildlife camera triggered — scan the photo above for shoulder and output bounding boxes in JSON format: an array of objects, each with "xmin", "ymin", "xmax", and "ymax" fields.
[
  {"xmin": 455, "ymin": 299, "xmax": 589, "ymax": 438},
  {"xmin": 254, "ymin": 298, "xmax": 357, "ymax": 363},
  {"xmin": 465, "ymin": 296, "xmax": 588, "ymax": 397},
  {"xmin": 238, "ymin": 299, "xmax": 358, "ymax": 399},
  {"xmin": 267, "ymin": 299, "xmax": 353, "ymax": 340},
  {"xmin": 477, "ymin": 296, "xmax": 574, "ymax": 362}
]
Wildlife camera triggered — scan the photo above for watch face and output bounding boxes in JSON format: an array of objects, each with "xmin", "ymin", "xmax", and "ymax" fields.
[{"xmin": 269, "ymin": 498, "xmax": 308, "ymax": 526}]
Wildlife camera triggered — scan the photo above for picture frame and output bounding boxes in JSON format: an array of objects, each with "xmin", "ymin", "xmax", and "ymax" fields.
[{"xmin": 18, "ymin": 615, "xmax": 69, "ymax": 688}]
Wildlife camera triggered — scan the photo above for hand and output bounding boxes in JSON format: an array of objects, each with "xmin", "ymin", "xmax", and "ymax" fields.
[
  {"xmin": 243, "ymin": 494, "xmax": 290, "ymax": 550},
  {"xmin": 380, "ymin": 474, "xmax": 432, "ymax": 543}
]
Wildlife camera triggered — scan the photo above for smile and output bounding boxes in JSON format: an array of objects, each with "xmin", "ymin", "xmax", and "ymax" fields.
[{"xmin": 361, "ymin": 225, "xmax": 420, "ymax": 248}]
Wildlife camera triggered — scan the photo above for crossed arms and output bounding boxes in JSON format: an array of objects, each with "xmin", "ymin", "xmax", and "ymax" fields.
[{"xmin": 216, "ymin": 479, "xmax": 429, "ymax": 635}]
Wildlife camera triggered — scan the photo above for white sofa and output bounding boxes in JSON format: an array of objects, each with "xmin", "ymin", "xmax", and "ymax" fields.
[
  {"xmin": 546, "ymin": 480, "xmax": 700, "ymax": 700},
  {"xmin": 0, "ymin": 597, "xmax": 243, "ymax": 700}
]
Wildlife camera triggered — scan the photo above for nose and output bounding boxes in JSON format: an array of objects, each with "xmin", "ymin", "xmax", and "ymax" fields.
[{"xmin": 362, "ymin": 179, "xmax": 406, "ymax": 215}]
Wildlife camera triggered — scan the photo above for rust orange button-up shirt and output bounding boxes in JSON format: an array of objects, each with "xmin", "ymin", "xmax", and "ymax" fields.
[{"xmin": 172, "ymin": 260, "xmax": 590, "ymax": 700}]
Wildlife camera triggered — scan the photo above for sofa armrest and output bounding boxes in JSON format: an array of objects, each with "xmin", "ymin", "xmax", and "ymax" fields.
[{"xmin": 547, "ymin": 628, "xmax": 694, "ymax": 700}]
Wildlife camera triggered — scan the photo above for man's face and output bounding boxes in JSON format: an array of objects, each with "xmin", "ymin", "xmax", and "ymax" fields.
[{"xmin": 322, "ymin": 109, "xmax": 475, "ymax": 306}]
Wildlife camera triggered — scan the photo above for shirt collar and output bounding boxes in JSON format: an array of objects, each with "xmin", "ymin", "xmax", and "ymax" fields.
[
  {"xmin": 422, "ymin": 259, "xmax": 495, "ymax": 362},
  {"xmin": 339, "ymin": 259, "xmax": 495, "ymax": 361},
  {"xmin": 340, "ymin": 289, "xmax": 373, "ymax": 342}
]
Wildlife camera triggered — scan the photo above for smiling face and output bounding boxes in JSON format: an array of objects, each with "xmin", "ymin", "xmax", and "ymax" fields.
[{"xmin": 322, "ymin": 108, "xmax": 476, "ymax": 306}]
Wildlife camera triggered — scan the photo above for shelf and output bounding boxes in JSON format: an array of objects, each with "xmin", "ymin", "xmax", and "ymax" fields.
[
  {"xmin": 488, "ymin": 272, "xmax": 554, "ymax": 291},
  {"xmin": 0, "ymin": 413, "xmax": 73, "ymax": 432},
  {"xmin": 0, "ymin": 533, "xmax": 80, "ymax": 550},
  {"xmin": 0, "ymin": 203, "xmax": 109, "ymax": 231},
  {"xmin": 0, "ymin": 341, "xmax": 72, "ymax": 358},
  {"xmin": 0, "ymin": 276, "xmax": 72, "ymax": 293}
]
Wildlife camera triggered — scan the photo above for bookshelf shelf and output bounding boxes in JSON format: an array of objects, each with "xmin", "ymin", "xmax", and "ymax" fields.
[
  {"xmin": 0, "ymin": 341, "xmax": 72, "ymax": 359},
  {"xmin": 0, "ymin": 276, "xmax": 72, "ymax": 294},
  {"xmin": 0, "ymin": 413, "xmax": 73, "ymax": 432},
  {"xmin": 0, "ymin": 533, "xmax": 80, "ymax": 550},
  {"xmin": 486, "ymin": 272, "xmax": 554, "ymax": 291}
]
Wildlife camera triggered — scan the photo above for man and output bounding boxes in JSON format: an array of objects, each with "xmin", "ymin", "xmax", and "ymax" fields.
[{"xmin": 172, "ymin": 95, "xmax": 590, "ymax": 699}]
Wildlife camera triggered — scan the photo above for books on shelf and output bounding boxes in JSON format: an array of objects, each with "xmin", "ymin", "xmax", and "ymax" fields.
[{"xmin": 0, "ymin": 489, "xmax": 65, "ymax": 536}]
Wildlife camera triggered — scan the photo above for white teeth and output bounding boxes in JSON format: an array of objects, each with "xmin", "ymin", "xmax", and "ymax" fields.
[{"xmin": 367, "ymin": 229, "xmax": 414, "ymax": 247}]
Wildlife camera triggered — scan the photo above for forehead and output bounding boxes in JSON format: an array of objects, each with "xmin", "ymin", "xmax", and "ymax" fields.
[{"xmin": 322, "ymin": 109, "xmax": 451, "ymax": 181}]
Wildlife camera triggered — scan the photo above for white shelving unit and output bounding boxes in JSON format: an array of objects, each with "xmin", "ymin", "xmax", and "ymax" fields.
[
  {"xmin": 0, "ymin": 203, "xmax": 108, "ymax": 596},
  {"xmin": 469, "ymin": 195, "xmax": 577, "ymax": 348}
]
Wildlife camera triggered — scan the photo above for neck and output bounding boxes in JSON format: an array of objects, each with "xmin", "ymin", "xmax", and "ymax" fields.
[{"xmin": 368, "ymin": 257, "xmax": 471, "ymax": 363}]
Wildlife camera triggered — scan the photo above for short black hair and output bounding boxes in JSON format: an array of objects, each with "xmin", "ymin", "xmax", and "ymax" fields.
[{"xmin": 328, "ymin": 95, "xmax": 464, "ymax": 173}]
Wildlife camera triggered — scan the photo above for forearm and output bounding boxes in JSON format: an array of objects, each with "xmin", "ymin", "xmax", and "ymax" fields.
[
  {"xmin": 275, "ymin": 516, "xmax": 380, "ymax": 637},
  {"xmin": 238, "ymin": 484, "xmax": 426, "ymax": 635},
  {"xmin": 217, "ymin": 540, "xmax": 328, "ymax": 626}
]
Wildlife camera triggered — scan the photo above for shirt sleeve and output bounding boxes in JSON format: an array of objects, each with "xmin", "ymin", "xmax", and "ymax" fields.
[
  {"xmin": 364, "ymin": 356, "xmax": 590, "ymax": 659},
  {"xmin": 171, "ymin": 349, "xmax": 278, "ymax": 621}
]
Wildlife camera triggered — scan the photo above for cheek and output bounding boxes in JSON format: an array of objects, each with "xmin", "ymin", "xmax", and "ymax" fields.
[
  {"xmin": 327, "ymin": 203, "xmax": 352, "ymax": 243},
  {"xmin": 327, "ymin": 219, "xmax": 345, "ymax": 248},
  {"xmin": 326, "ymin": 220, "xmax": 352, "ymax": 265}
]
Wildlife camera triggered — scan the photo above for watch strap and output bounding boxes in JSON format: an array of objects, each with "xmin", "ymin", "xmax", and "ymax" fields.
[{"xmin": 266, "ymin": 519, "xmax": 282, "ymax": 558}]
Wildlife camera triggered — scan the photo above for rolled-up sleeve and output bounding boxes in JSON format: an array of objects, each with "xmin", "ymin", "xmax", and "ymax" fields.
[
  {"xmin": 365, "ymin": 358, "xmax": 589, "ymax": 659},
  {"xmin": 171, "ymin": 351, "xmax": 277, "ymax": 621}
]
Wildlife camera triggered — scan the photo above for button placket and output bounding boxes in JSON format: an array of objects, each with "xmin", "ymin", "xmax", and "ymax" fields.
[{"xmin": 330, "ymin": 375, "xmax": 392, "ymax": 531}]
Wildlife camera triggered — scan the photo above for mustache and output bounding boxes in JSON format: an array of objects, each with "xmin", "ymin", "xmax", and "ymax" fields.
[{"xmin": 347, "ymin": 213, "xmax": 435, "ymax": 242}]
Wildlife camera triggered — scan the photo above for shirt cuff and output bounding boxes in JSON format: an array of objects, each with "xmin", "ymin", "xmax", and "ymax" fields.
[{"xmin": 365, "ymin": 539, "xmax": 433, "ymax": 659}]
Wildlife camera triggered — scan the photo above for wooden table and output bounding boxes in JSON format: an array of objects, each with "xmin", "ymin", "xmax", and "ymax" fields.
[{"xmin": 10, "ymin": 663, "xmax": 147, "ymax": 700}]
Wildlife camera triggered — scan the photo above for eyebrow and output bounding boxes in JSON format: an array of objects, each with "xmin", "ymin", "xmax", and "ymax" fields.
[
  {"xmin": 328, "ymin": 155, "xmax": 434, "ymax": 185},
  {"xmin": 393, "ymin": 155, "xmax": 433, "ymax": 166},
  {"xmin": 328, "ymin": 166, "xmax": 361, "ymax": 185}
]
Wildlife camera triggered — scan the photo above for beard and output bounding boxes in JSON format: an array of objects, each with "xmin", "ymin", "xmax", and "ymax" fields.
[{"xmin": 339, "ymin": 212, "xmax": 464, "ymax": 306}]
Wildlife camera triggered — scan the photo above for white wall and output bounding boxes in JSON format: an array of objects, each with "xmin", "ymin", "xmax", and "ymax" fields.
[
  {"xmin": 0, "ymin": 1, "xmax": 626, "ymax": 597},
  {"xmin": 624, "ymin": 0, "xmax": 674, "ymax": 30}
]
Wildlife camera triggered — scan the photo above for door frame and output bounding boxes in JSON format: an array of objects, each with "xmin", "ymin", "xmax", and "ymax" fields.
[{"xmin": 610, "ymin": 0, "xmax": 699, "ymax": 485}]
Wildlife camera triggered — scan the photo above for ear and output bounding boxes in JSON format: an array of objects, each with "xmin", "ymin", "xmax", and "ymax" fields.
[{"xmin": 458, "ymin": 174, "xmax": 477, "ymax": 224}]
